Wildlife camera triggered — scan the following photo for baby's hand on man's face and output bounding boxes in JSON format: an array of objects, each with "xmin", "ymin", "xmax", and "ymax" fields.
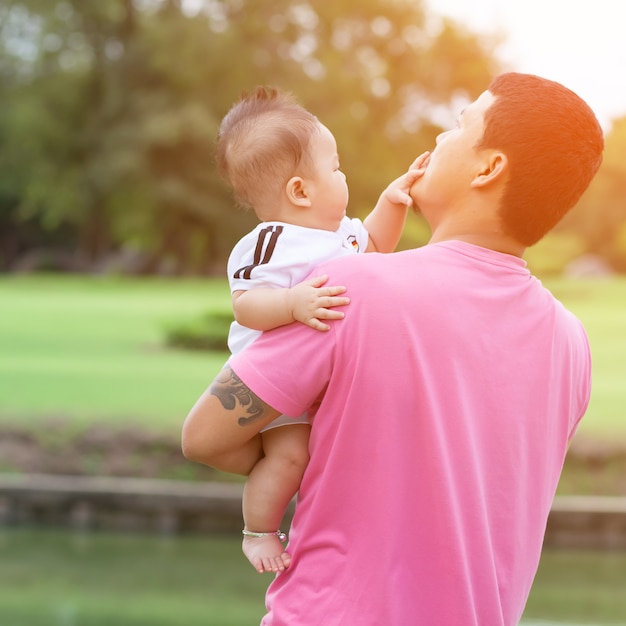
[
  {"xmin": 287, "ymin": 274, "xmax": 350, "ymax": 331},
  {"xmin": 383, "ymin": 151, "xmax": 431, "ymax": 207},
  {"xmin": 410, "ymin": 151, "xmax": 431, "ymax": 172}
]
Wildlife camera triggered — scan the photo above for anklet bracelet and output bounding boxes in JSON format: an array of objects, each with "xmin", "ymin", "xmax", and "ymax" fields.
[{"xmin": 242, "ymin": 529, "xmax": 287, "ymax": 542}]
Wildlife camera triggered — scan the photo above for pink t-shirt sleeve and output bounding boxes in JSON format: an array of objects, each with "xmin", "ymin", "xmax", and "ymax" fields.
[
  {"xmin": 229, "ymin": 320, "xmax": 335, "ymax": 418},
  {"xmin": 567, "ymin": 315, "xmax": 593, "ymax": 438}
]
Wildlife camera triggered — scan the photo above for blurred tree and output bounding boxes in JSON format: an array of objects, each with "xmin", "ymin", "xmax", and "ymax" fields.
[
  {"xmin": 0, "ymin": 1, "xmax": 88, "ymax": 268},
  {"xmin": 267, "ymin": 1, "xmax": 501, "ymax": 230},
  {"xmin": 0, "ymin": 0, "xmax": 503, "ymax": 273},
  {"xmin": 0, "ymin": 2, "xmax": 130, "ymax": 269},
  {"xmin": 558, "ymin": 116, "xmax": 626, "ymax": 271}
]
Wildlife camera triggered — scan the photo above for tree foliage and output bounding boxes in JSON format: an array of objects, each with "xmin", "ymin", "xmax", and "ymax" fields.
[
  {"xmin": 4, "ymin": 0, "xmax": 621, "ymax": 275},
  {"xmin": 557, "ymin": 116, "xmax": 626, "ymax": 272}
]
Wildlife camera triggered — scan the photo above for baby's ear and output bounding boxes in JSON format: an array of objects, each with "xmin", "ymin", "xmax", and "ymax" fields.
[
  {"xmin": 472, "ymin": 151, "xmax": 508, "ymax": 188},
  {"xmin": 286, "ymin": 176, "xmax": 312, "ymax": 207}
]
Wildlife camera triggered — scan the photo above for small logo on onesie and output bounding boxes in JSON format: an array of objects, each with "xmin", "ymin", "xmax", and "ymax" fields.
[{"xmin": 347, "ymin": 235, "xmax": 360, "ymax": 252}]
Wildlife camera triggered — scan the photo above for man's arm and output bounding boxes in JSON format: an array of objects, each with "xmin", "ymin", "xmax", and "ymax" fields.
[{"xmin": 181, "ymin": 366, "xmax": 281, "ymax": 475}]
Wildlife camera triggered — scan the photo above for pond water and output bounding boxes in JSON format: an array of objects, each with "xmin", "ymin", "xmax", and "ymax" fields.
[{"xmin": 1, "ymin": 529, "xmax": 625, "ymax": 625}]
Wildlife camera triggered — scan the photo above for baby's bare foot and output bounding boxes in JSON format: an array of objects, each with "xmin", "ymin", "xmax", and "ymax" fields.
[{"xmin": 242, "ymin": 534, "xmax": 291, "ymax": 574}]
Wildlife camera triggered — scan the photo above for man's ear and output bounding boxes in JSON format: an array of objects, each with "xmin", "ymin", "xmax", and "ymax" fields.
[
  {"xmin": 471, "ymin": 152, "xmax": 508, "ymax": 188},
  {"xmin": 286, "ymin": 176, "xmax": 312, "ymax": 207}
]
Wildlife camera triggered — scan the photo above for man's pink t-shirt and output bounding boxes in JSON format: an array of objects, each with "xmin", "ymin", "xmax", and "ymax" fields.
[{"xmin": 230, "ymin": 241, "xmax": 591, "ymax": 626}]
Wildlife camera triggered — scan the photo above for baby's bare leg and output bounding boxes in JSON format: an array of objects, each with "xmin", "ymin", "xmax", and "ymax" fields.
[{"xmin": 242, "ymin": 423, "xmax": 310, "ymax": 574}]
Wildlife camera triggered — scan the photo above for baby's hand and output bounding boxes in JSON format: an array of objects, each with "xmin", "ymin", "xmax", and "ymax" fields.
[
  {"xmin": 382, "ymin": 151, "xmax": 431, "ymax": 207},
  {"xmin": 287, "ymin": 275, "xmax": 350, "ymax": 331}
]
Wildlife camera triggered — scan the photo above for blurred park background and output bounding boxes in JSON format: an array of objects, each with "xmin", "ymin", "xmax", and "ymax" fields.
[{"xmin": 1, "ymin": 0, "xmax": 625, "ymax": 624}]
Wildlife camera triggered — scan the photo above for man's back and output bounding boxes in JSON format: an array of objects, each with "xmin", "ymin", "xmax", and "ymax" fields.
[{"xmin": 232, "ymin": 241, "xmax": 590, "ymax": 625}]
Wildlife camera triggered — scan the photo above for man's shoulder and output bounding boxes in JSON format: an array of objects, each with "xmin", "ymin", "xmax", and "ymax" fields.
[{"xmin": 315, "ymin": 246, "xmax": 413, "ymax": 281}]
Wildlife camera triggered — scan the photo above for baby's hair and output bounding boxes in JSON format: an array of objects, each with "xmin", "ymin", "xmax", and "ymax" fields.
[{"xmin": 216, "ymin": 86, "xmax": 320, "ymax": 214}]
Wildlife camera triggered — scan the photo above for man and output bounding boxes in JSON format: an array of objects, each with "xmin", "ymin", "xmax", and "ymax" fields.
[{"xmin": 182, "ymin": 73, "xmax": 604, "ymax": 625}]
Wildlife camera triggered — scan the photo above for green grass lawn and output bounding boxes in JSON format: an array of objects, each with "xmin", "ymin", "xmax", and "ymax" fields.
[
  {"xmin": 0, "ymin": 273, "xmax": 624, "ymax": 439},
  {"xmin": 547, "ymin": 277, "xmax": 626, "ymax": 438},
  {"xmin": 0, "ymin": 274, "xmax": 231, "ymax": 433}
]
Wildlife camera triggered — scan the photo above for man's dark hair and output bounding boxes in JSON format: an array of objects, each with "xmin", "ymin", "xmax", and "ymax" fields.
[{"xmin": 481, "ymin": 72, "xmax": 604, "ymax": 246}]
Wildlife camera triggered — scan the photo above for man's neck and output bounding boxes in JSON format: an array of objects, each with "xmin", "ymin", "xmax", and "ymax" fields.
[{"xmin": 428, "ymin": 231, "xmax": 526, "ymax": 258}]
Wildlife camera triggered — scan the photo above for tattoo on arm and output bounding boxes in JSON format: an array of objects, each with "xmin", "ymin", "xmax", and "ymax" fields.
[{"xmin": 210, "ymin": 367, "xmax": 271, "ymax": 426}]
